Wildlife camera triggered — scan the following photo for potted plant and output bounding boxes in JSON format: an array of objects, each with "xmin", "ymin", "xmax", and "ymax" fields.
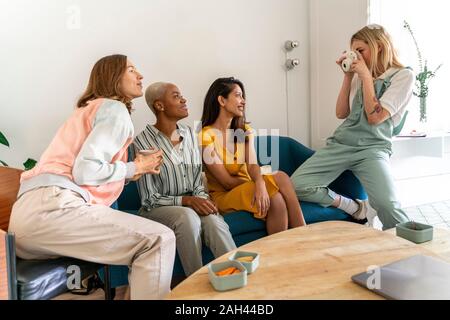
[
  {"xmin": 0, "ymin": 130, "xmax": 37, "ymax": 170},
  {"xmin": 403, "ymin": 20, "xmax": 442, "ymax": 123}
]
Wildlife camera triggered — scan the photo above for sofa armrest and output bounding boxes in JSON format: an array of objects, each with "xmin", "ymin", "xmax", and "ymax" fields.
[
  {"xmin": 256, "ymin": 136, "xmax": 315, "ymax": 176},
  {"xmin": 256, "ymin": 136, "xmax": 367, "ymax": 201}
]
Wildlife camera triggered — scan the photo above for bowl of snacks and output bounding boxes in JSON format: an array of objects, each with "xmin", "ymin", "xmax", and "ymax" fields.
[
  {"xmin": 228, "ymin": 251, "xmax": 260, "ymax": 274},
  {"xmin": 208, "ymin": 260, "xmax": 247, "ymax": 292},
  {"xmin": 396, "ymin": 221, "xmax": 433, "ymax": 244}
]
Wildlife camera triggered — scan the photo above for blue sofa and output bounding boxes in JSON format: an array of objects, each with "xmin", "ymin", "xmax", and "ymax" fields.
[{"xmin": 107, "ymin": 136, "xmax": 367, "ymax": 288}]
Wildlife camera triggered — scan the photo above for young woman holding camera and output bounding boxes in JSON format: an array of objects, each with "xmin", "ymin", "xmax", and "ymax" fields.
[{"xmin": 291, "ymin": 24, "xmax": 414, "ymax": 230}]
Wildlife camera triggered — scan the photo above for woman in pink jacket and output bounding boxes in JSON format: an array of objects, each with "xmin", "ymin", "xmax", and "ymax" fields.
[{"xmin": 8, "ymin": 54, "xmax": 176, "ymax": 300}]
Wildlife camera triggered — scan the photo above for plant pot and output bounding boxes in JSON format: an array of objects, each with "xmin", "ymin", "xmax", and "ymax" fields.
[{"xmin": 396, "ymin": 221, "xmax": 433, "ymax": 244}]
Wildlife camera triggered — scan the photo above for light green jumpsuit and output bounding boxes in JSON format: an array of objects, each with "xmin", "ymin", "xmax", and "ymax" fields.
[{"xmin": 291, "ymin": 69, "xmax": 410, "ymax": 230}]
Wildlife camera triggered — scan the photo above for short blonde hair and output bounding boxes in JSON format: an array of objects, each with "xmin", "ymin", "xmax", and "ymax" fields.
[
  {"xmin": 351, "ymin": 24, "xmax": 404, "ymax": 79},
  {"xmin": 145, "ymin": 82, "xmax": 169, "ymax": 114}
]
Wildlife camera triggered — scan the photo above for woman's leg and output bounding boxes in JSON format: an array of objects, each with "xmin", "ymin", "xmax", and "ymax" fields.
[
  {"xmin": 273, "ymin": 171, "xmax": 306, "ymax": 227},
  {"xmin": 352, "ymin": 152, "xmax": 410, "ymax": 230},
  {"xmin": 290, "ymin": 144, "xmax": 350, "ymax": 207},
  {"xmin": 8, "ymin": 186, "xmax": 176, "ymax": 300},
  {"xmin": 139, "ymin": 206, "xmax": 204, "ymax": 277},
  {"xmin": 290, "ymin": 144, "xmax": 367, "ymax": 218},
  {"xmin": 265, "ymin": 192, "xmax": 288, "ymax": 235},
  {"xmin": 201, "ymin": 214, "xmax": 237, "ymax": 258}
]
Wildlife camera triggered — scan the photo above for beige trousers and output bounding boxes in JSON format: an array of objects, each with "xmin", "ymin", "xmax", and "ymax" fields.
[
  {"xmin": 139, "ymin": 206, "xmax": 236, "ymax": 276},
  {"xmin": 8, "ymin": 186, "xmax": 176, "ymax": 300}
]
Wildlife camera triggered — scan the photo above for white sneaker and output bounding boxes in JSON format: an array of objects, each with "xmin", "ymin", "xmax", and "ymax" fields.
[
  {"xmin": 370, "ymin": 215, "xmax": 384, "ymax": 230},
  {"xmin": 352, "ymin": 199, "xmax": 376, "ymax": 221}
]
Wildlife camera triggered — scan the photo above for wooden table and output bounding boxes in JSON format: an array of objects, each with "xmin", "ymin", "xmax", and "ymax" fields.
[
  {"xmin": 167, "ymin": 221, "xmax": 450, "ymax": 300},
  {"xmin": 386, "ymin": 227, "xmax": 450, "ymax": 262}
]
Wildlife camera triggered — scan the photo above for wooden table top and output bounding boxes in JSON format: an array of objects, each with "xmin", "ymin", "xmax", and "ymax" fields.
[
  {"xmin": 167, "ymin": 221, "xmax": 449, "ymax": 300},
  {"xmin": 386, "ymin": 227, "xmax": 450, "ymax": 262}
]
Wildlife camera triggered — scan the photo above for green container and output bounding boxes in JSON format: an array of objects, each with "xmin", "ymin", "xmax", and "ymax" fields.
[
  {"xmin": 396, "ymin": 221, "xmax": 433, "ymax": 244},
  {"xmin": 228, "ymin": 251, "xmax": 260, "ymax": 274},
  {"xmin": 208, "ymin": 260, "xmax": 247, "ymax": 292}
]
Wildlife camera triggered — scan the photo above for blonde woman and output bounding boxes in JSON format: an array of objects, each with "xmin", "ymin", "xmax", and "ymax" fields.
[{"xmin": 291, "ymin": 24, "xmax": 414, "ymax": 230}]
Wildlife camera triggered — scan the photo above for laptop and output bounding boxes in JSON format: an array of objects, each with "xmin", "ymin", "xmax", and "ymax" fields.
[{"xmin": 352, "ymin": 254, "xmax": 450, "ymax": 300}]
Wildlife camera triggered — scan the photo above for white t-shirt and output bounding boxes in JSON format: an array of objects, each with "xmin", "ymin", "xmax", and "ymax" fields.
[{"xmin": 349, "ymin": 68, "xmax": 415, "ymax": 127}]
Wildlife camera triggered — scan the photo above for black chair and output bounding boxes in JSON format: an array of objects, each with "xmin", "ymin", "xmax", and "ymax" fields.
[
  {"xmin": 0, "ymin": 167, "xmax": 114, "ymax": 300},
  {"xmin": 4, "ymin": 232, "xmax": 114, "ymax": 300}
]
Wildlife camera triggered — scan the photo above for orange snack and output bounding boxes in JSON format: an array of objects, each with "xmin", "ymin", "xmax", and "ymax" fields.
[
  {"xmin": 215, "ymin": 267, "xmax": 240, "ymax": 276},
  {"xmin": 231, "ymin": 268, "xmax": 241, "ymax": 275},
  {"xmin": 236, "ymin": 256, "xmax": 254, "ymax": 263}
]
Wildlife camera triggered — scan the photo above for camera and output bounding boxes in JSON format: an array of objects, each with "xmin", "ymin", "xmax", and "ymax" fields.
[{"xmin": 341, "ymin": 51, "xmax": 358, "ymax": 72}]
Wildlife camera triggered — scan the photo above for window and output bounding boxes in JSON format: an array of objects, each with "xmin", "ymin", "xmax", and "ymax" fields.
[{"xmin": 369, "ymin": 0, "xmax": 449, "ymax": 133}]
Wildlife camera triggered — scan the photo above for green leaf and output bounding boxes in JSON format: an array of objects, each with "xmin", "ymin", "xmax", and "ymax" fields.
[
  {"xmin": 0, "ymin": 131, "xmax": 9, "ymax": 147},
  {"xmin": 0, "ymin": 160, "xmax": 8, "ymax": 166},
  {"xmin": 23, "ymin": 158, "xmax": 37, "ymax": 171}
]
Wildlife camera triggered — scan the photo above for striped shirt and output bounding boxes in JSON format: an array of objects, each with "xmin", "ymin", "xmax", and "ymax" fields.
[{"xmin": 133, "ymin": 124, "xmax": 209, "ymax": 209}]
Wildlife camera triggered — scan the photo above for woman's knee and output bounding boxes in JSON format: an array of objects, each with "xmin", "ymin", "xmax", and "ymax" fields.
[
  {"xmin": 201, "ymin": 214, "xmax": 229, "ymax": 232},
  {"xmin": 171, "ymin": 207, "xmax": 202, "ymax": 231},
  {"xmin": 139, "ymin": 218, "xmax": 176, "ymax": 243},
  {"xmin": 270, "ymin": 193, "xmax": 288, "ymax": 212},
  {"xmin": 290, "ymin": 175, "xmax": 311, "ymax": 194},
  {"xmin": 273, "ymin": 171, "xmax": 290, "ymax": 185}
]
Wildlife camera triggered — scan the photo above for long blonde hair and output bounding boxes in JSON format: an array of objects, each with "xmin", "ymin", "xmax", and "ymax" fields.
[{"xmin": 351, "ymin": 25, "xmax": 404, "ymax": 79}]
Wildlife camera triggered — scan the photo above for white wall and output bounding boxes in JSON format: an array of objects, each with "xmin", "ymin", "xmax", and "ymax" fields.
[
  {"xmin": 369, "ymin": 0, "xmax": 450, "ymax": 133},
  {"xmin": 0, "ymin": 0, "xmax": 310, "ymax": 168},
  {"xmin": 309, "ymin": 0, "xmax": 369, "ymax": 149}
]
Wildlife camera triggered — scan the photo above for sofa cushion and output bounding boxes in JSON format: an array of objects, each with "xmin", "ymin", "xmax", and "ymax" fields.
[
  {"xmin": 223, "ymin": 211, "xmax": 266, "ymax": 235},
  {"xmin": 117, "ymin": 182, "xmax": 141, "ymax": 211},
  {"xmin": 300, "ymin": 201, "xmax": 352, "ymax": 224},
  {"xmin": 223, "ymin": 202, "xmax": 352, "ymax": 237}
]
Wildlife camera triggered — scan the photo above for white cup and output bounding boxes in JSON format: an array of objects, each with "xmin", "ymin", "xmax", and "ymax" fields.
[{"xmin": 139, "ymin": 148, "xmax": 160, "ymax": 155}]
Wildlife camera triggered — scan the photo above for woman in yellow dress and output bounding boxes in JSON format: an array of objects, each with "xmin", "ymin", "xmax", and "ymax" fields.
[{"xmin": 200, "ymin": 77, "xmax": 306, "ymax": 235}]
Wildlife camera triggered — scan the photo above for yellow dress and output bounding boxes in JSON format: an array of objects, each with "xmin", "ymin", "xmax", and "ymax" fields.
[{"xmin": 199, "ymin": 125, "xmax": 279, "ymax": 220}]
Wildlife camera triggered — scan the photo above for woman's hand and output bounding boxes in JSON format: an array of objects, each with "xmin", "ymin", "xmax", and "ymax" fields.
[
  {"xmin": 351, "ymin": 51, "xmax": 372, "ymax": 80},
  {"xmin": 336, "ymin": 51, "xmax": 355, "ymax": 78},
  {"xmin": 134, "ymin": 149, "xmax": 163, "ymax": 176},
  {"xmin": 252, "ymin": 179, "xmax": 270, "ymax": 216},
  {"xmin": 336, "ymin": 51, "xmax": 348, "ymax": 67},
  {"xmin": 129, "ymin": 173, "xmax": 143, "ymax": 182},
  {"xmin": 183, "ymin": 196, "xmax": 218, "ymax": 216}
]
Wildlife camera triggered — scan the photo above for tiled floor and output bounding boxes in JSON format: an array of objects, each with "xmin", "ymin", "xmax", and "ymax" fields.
[{"xmin": 404, "ymin": 199, "xmax": 450, "ymax": 230}]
